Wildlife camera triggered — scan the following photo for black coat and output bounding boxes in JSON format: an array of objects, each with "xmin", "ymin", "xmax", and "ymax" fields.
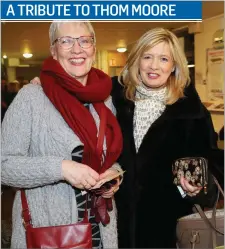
[{"xmin": 111, "ymin": 76, "xmax": 224, "ymax": 248}]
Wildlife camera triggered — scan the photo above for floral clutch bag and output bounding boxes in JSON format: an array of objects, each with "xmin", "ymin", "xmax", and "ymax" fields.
[{"xmin": 172, "ymin": 157, "xmax": 208, "ymax": 194}]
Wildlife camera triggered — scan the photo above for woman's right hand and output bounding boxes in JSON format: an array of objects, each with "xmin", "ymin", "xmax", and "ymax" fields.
[
  {"xmin": 62, "ymin": 160, "xmax": 100, "ymax": 190},
  {"xmin": 30, "ymin": 77, "xmax": 41, "ymax": 85},
  {"xmin": 180, "ymin": 176, "xmax": 202, "ymax": 197}
]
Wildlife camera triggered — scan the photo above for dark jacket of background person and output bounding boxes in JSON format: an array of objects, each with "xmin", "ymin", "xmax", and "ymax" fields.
[
  {"xmin": 4, "ymin": 81, "xmax": 20, "ymax": 108},
  {"xmin": 219, "ymin": 126, "xmax": 224, "ymax": 140},
  {"xmin": 1, "ymin": 79, "xmax": 8, "ymax": 122},
  {"xmin": 111, "ymin": 76, "xmax": 223, "ymax": 248},
  {"xmin": 1, "ymin": 93, "xmax": 8, "ymax": 122}
]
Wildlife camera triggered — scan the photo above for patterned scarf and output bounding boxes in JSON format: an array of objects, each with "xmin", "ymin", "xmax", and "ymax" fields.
[{"xmin": 134, "ymin": 83, "xmax": 167, "ymax": 152}]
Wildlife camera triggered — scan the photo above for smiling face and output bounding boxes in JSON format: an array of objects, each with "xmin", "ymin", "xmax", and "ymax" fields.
[
  {"xmin": 50, "ymin": 22, "xmax": 96, "ymax": 86},
  {"xmin": 139, "ymin": 42, "xmax": 174, "ymax": 89}
]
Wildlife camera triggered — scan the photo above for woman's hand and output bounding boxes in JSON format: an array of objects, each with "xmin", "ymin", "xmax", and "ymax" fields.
[
  {"xmin": 99, "ymin": 169, "xmax": 121, "ymax": 198},
  {"xmin": 30, "ymin": 77, "xmax": 41, "ymax": 85},
  {"xmin": 62, "ymin": 160, "xmax": 99, "ymax": 190},
  {"xmin": 180, "ymin": 176, "xmax": 202, "ymax": 197}
]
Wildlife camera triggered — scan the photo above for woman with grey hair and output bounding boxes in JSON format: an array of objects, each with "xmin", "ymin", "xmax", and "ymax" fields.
[{"xmin": 2, "ymin": 21, "xmax": 123, "ymax": 248}]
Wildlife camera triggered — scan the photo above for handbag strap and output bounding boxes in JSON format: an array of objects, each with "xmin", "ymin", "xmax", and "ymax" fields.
[
  {"xmin": 193, "ymin": 205, "xmax": 223, "ymax": 235},
  {"xmin": 194, "ymin": 177, "xmax": 224, "ymax": 236},
  {"xmin": 213, "ymin": 176, "xmax": 224, "ymax": 198},
  {"xmin": 194, "ymin": 203, "xmax": 221, "ymax": 249},
  {"xmin": 21, "ymin": 190, "xmax": 89, "ymax": 229},
  {"xmin": 21, "ymin": 190, "xmax": 33, "ymax": 229}
]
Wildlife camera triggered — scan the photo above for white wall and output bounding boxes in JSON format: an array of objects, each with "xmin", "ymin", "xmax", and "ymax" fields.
[
  {"xmin": 6, "ymin": 67, "xmax": 16, "ymax": 82},
  {"xmin": 194, "ymin": 15, "xmax": 224, "ymax": 132},
  {"xmin": 96, "ymin": 50, "xmax": 109, "ymax": 74}
]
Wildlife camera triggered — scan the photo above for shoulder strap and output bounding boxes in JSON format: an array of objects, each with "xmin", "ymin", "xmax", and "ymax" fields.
[
  {"xmin": 21, "ymin": 189, "xmax": 89, "ymax": 225},
  {"xmin": 194, "ymin": 176, "xmax": 224, "ymax": 236},
  {"xmin": 194, "ymin": 203, "xmax": 223, "ymax": 236},
  {"xmin": 21, "ymin": 190, "xmax": 32, "ymax": 229},
  {"xmin": 213, "ymin": 176, "xmax": 224, "ymax": 198}
]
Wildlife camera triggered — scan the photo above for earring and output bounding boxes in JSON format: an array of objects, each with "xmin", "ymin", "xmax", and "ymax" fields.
[{"xmin": 172, "ymin": 67, "xmax": 175, "ymax": 72}]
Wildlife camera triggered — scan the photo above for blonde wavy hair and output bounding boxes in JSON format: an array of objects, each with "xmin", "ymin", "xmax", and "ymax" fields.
[{"xmin": 119, "ymin": 27, "xmax": 190, "ymax": 105}]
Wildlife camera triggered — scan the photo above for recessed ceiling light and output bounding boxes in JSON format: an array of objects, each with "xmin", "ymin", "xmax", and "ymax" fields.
[
  {"xmin": 117, "ymin": 47, "xmax": 127, "ymax": 53},
  {"xmin": 3, "ymin": 55, "xmax": 7, "ymax": 59},
  {"xmin": 23, "ymin": 53, "xmax": 33, "ymax": 58}
]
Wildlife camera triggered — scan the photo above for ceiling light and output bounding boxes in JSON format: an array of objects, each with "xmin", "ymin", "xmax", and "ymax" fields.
[
  {"xmin": 117, "ymin": 47, "xmax": 127, "ymax": 53},
  {"xmin": 23, "ymin": 53, "xmax": 33, "ymax": 58},
  {"xmin": 3, "ymin": 55, "xmax": 7, "ymax": 59},
  {"xmin": 188, "ymin": 64, "xmax": 195, "ymax": 68}
]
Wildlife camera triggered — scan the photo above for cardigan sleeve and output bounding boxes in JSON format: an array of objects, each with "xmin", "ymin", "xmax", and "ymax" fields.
[
  {"xmin": 1, "ymin": 86, "xmax": 64, "ymax": 189},
  {"xmin": 105, "ymin": 95, "xmax": 117, "ymax": 115}
]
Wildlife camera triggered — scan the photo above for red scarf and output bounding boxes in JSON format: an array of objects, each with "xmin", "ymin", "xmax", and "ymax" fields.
[{"xmin": 40, "ymin": 56, "xmax": 123, "ymax": 174}]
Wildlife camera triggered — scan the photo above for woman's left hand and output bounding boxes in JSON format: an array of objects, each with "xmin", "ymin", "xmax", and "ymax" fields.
[
  {"xmin": 99, "ymin": 169, "xmax": 120, "ymax": 198},
  {"xmin": 180, "ymin": 176, "xmax": 202, "ymax": 197}
]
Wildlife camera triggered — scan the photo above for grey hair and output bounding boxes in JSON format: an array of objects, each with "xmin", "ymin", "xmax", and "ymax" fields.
[{"xmin": 49, "ymin": 21, "xmax": 96, "ymax": 45}]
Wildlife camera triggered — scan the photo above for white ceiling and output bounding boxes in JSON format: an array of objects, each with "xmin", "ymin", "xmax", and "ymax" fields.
[{"xmin": 1, "ymin": 1, "xmax": 224, "ymax": 63}]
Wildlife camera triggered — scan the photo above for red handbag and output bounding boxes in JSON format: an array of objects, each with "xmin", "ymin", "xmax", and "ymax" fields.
[{"xmin": 21, "ymin": 190, "xmax": 92, "ymax": 249}]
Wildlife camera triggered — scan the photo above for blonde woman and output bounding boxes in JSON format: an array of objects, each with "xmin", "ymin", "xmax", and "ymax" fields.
[{"xmin": 112, "ymin": 28, "xmax": 222, "ymax": 248}]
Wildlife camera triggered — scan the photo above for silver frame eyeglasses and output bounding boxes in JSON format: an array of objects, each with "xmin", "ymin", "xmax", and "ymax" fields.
[{"xmin": 53, "ymin": 36, "xmax": 94, "ymax": 49}]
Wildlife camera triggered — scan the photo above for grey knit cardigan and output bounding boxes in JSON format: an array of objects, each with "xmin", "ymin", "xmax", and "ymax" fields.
[{"xmin": 1, "ymin": 84, "xmax": 119, "ymax": 248}]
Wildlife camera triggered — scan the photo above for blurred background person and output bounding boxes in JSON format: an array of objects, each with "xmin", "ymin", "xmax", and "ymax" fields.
[
  {"xmin": 20, "ymin": 79, "xmax": 29, "ymax": 89},
  {"xmin": 5, "ymin": 80, "xmax": 20, "ymax": 107},
  {"xmin": 1, "ymin": 77, "xmax": 8, "ymax": 122}
]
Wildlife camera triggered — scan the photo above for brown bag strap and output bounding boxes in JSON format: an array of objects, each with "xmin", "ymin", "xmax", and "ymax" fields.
[
  {"xmin": 194, "ymin": 204, "xmax": 223, "ymax": 230},
  {"xmin": 21, "ymin": 190, "xmax": 89, "ymax": 228},
  {"xmin": 194, "ymin": 204, "xmax": 220, "ymax": 249},
  {"xmin": 213, "ymin": 176, "xmax": 224, "ymax": 198},
  {"xmin": 194, "ymin": 177, "xmax": 224, "ymax": 236}
]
